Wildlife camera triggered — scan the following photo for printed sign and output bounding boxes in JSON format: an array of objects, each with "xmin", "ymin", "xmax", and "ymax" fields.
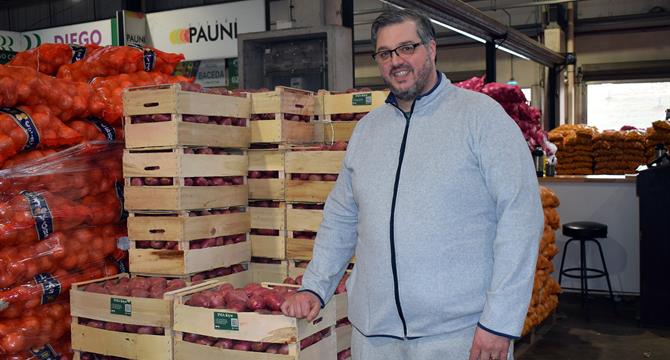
[
  {"xmin": 214, "ymin": 312, "xmax": 239, "ymax": 331},
  {"xmin": 25, "ymin": 19, "xmax": 114, "ymax": 48},
  {"xmin": 118, "ymin": 10, "xmax": 147, "ymax": 47},
  {"xmin": 352, "ymin": 93, "xmax": 373, "ymax": 106},
  {"xmin": 196, "ymin": 59, "xmax": 227, "ymax": 87},
  {"xmin": 111, "ymin": 298, "xmax": 132, "ymax": 316}
]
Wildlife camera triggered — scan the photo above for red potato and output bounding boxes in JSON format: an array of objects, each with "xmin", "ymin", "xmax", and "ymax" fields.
[
  {"xmin": 263, "ymin": 293, "xmax": 285, "ymax": 311},
  {"xmin": 195, "ymin": 177, "xmax": 209, "ymax": 186},
  {"xmin": 187, "ymin": 293, "xmax": 210, "ymax": 308},
  {"xmin": 150, "ymin": 241, "xmax": 165, "ymax": 249},
  {"xmin": 233, "ymin": 341, "xmax": 252, "ymax": 351},
  {"xmin": 278, "ymin": 344, "xmax": 289, "ymax": 354},
  {"xmin": 184, "ymin": 178, "xmax": 194, "ymax": 186},
  {"xmin": 232, "ymin": 264, "xmax": 245, "ymax": 273},
  {"xmin": 143, "ymin": 177, "xmax": 160, "ymax": 186},
  {"xmin": 195, "ymin": 337, "xmax": 214, "ymax": 346},
  {"xmin": 86, "ymin": 320, "xmax": 105, "ymax": 329},
  {"xmin": 130, "ymin": 177, "xmax": 144, "ymax": 186},
  {"xmin": 154, "ymin": 327, "xmax": 165, "ymax": 335},
  {"xmin": 226, "ymin": 301, "xmax": 247, "ymax": 312},
  {"xmin": 104, "ymin": 322, "xmax": 125, "ymax": 332},
  {"xmin": 248, "ymin": 171, "xmax": 262, "ymax": 178},
  {"xmin": 209, "ymin": 293, "xmax": 226, "ymax": 309},
  {"xmin": 214, "ymin": 338, "xmax": 234, "ymax": 349},
  {"xmin": 251, "ymin": 342, "xmax": 270, "ymax": 352},
  {"xmin": 159, "ymin": 177, "xmax": 173, "ymax": 185},
  {"xmin": 129, "ymin": 288, "xmax": 149, "ymax": 298},
  {"xmin": 183, "ymin": 333, "xmax": 200, "ymax": 343},
  {"xmin": 137, "ymin": 326, "xmax": 155, "ymax": 335},
  {"xmin": 225, "ymin": 289, "xmax": 248, "ymax": 304},
  {"xmin": 128, "ymin": 277, "xmax": 150, "ymax": 290},
  {"xmin": 323, "ymin": 174, "xmax": 338, "ymax": 181},
  {"xmin": 166, "ymin": 279, "xmax": 187, "ymax": 291},
  {"xmin": 266, "ymin": 344, "xmax": 280, "ymax": 353}
]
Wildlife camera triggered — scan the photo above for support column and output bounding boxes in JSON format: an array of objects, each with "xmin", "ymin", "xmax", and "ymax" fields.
[{"xmin": 485, "ymin": 41, "xmax": 496, "ymax": 83}]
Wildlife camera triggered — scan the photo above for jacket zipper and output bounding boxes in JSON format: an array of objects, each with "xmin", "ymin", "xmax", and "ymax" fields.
[{"xmin": 388, "ymin": 102, "xmax": 415, "ymax": 338}]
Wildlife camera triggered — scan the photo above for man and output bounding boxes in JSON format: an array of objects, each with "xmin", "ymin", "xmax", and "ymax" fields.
[{"xmin": 281, "ymin": 8, "xmax": 543, "ymax": 360}]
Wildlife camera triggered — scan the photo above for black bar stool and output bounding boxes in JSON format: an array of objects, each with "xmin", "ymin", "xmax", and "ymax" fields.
[{"xmin": 558, "ymin": 221, "xmax": 616, "ymax": 319}]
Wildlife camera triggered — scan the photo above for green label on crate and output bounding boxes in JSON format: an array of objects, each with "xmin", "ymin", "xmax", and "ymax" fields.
[
  {"xmin": 214, "ymin": 312, "xmax": 239, "ymax": 331},
  {"xmin": 352, "ymin": 93, "xmax": 372, "ymax": 106},
  {"xmin": 110, "ymin": 298, "xmax": 132, "ymax": 316}
]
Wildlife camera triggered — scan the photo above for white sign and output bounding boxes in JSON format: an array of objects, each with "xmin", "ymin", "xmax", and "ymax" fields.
[
  {"xmin": 119, "ymin": 10, "xmax": 147, "ymax": 47},
  {"xmin": 146, "ymin": 0, "xmax": 266, "ymax": 61},
  {"xmin": 23, "ymin": 19, "xmax": 113, "ymax": 49},
  {"xmin": 0, "ymin": 30, "xmax": 24, "ymax": 51},
  {"xmin": 195, "ymin": 59, "xmax": 227, "ymax": 87}
]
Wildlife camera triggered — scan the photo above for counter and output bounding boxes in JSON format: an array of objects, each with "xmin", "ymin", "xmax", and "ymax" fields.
[{"xmin": 540, "ymin": 175, "xmax": 639, "ymax": 295}]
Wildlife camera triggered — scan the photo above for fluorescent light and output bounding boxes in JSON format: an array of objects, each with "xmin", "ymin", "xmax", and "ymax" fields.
[
  {"xmin": 496, "ymin": 44, "xmax": 530, "ymax": 60},
  {"xmin": 429, "ymin": 18, "xmax": 486, "ymax": 44}
]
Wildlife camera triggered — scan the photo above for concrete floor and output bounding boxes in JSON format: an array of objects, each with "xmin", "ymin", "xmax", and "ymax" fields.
[{"xmin": 517, "ymin": 294, "xmax": 670, "ymax": 360}]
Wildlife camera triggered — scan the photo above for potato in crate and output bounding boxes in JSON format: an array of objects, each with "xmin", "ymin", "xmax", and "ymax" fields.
[
  {"xmin": 123, "ymin": 147, "xmax": 248, "ymax": 211},
  {"xmin": 249, "ymin": 201, "xmax": 286, "ymax": 259},
  {"xmin": 317, "ymin": 89, "xmax": 388, "ymax": 142},
  {"xmin": 172, "ymin": 281, "xmax": 336, "ymax": 359},
  {"xmin": 248, "ymin": 148, "xmax": 286, "ymax": 200},
  {"xmin": 249, "ymin": 86, "xmax": 321, "ymax": 144},
  {"xmin": 128, "ymin": 207, "xmax": 251, "ymax": 276},
  {"xmin": 123, "ymin": 83, "xmax": 251, "ymax": 149},
  {"xmin": 285, "ymin": 144, "xmax": 346, "ymax": 203}
]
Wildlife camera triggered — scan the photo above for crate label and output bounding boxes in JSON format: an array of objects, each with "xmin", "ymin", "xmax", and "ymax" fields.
[
  {"xmin": 0, "ymin": 107, "xmax": 41, "ymax": 150},
  {"xmin": 111, "ymin": 298, "xmax": 132, "ymax": 316},
  {"xmin": 214, "ymin": 312, "xmax": 239, "ymax": 331},
  {"xmin": 29, "ymin": 343, "xmax": 59, "ymax": 359},
  {"xmin": 86, "ymin": 116, "xmax": 116, "ymax": 141},
  {"xmin": 70, "ymin": 45, "xmax": 87, "ymax": 62},
  {"xmin": 34, "ymin": 273, "xmax": 61, "ymax": 304},
  {"xmin": 21, "ymin": 191, "xmax": 53, "ymax": 240},
  {"xmin": 351, "ymin": 93, "xmax": 372, "ymax": 106}
]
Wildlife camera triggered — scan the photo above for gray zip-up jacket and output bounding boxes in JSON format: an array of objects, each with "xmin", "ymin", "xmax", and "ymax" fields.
[{"xmin": 301, "ymin": 73, "xmax": 544, "ymax": 340}]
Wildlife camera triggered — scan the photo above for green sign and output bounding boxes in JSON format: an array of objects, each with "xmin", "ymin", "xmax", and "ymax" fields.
[
  {"xmin": 226, "ymin": 58, "xmax": 239, "ymax": 90},
  {"xmin": 352, "ymin": 93, "xmax": 372, "ymax": 106},
  {"xmin": 110, "ymin": 298, "xmax": 132, "ymax": 316},
  {"xmin": 214, "ymin": 312, "xmax": 239, "ymax": 331}
]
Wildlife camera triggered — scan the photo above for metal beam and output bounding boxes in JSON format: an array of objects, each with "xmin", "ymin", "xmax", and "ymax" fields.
[
  {"xmin": 383, "ymin": 0, "xmax": 566, "ymax": 67},
  {"xmin": 485, "ymin": 41, "xmax": 496, "ymax": 83}
]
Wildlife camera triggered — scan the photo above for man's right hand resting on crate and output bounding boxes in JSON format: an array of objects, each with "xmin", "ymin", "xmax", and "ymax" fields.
[{"xmin": 281, "ymin": 291, "xmax": 321, "ymax": 321}]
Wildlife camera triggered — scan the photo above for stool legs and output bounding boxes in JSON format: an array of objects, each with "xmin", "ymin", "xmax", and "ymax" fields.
[
  {"xmin": 592, "ymin": 238, "xmax": 617, "ymax": 313},
  {"xmin": 580, "ymin": 238, "xmax": 590, "ymax": 318},
  {"xmin": 558, "ymin": 238, "xmax": 577, "ymax": 285}
]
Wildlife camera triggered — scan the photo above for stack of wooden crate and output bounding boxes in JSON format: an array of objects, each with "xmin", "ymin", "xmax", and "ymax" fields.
[{"xmin": 70, "ymin": 84, "xmax": 254, "ymax": 359}]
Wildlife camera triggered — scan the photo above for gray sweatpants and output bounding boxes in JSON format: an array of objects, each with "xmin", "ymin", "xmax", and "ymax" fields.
[{"xmin": 351, "ymin": 326, "xmax": 514, "ymax": 360}]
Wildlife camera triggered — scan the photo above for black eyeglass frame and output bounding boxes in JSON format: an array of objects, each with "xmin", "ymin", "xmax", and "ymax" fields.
[{"xmin": 371, "ymin": 42, "xmax": 424, "ymax": 61}]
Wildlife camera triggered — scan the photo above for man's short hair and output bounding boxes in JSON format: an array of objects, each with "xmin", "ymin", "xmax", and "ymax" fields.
[{"xmin": 371, "ymin": 8, "xmax": 436, "ymax": 49}]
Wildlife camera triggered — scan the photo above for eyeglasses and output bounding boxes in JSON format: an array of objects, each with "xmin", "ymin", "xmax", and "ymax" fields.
[{"xmin": 372, "ymin": 42, "xmax": 424, "ymax": 62}]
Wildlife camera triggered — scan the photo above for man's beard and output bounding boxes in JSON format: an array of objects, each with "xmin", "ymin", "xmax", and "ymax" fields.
[{"xmin": 384, "ymin": 55, "xmax": 434, "ymax": 101}]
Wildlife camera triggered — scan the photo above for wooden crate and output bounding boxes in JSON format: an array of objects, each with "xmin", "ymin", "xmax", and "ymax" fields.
[
  {"xmin": 286, "ymin": 203, "xmax": 323, "ymax": 233},
  {"xmin": 124, "ymin": 181, "xmax": 248, "ymax": 211},
  {"xmin": 250, "ymin": 86, "xmax": 319, "ymax": 144},
  {"xmin": 317, "ymin": 90, "xmax": 387, "ymax": 142},
  {"xmin": 286, "ymin": 232, "xmax": 316, "ymax": 261},
  {"xmin": 124, "ymin": 148, "xmax": 248, "ymax": 179},
  {"xmin": 123, "ymin": 84, "xmax": 251, "ymax": 149},
  {"xmin": 288, "ymin": 260, "xmax": 310, "ymax": 278},
  {"xmin": 172, "ymin": 280, "xmax": 336, "ymax": 359},
  {"xmin": 128, "ymin": 209, "xmax": 250, "ymax": 242},
  {"xmin": 250, "ymin": 261, "xmax": 289, "ymax": 283},
  {"xmin": 248, "ymin": 149, "xmax": 286, "ymax": 200},
  {"xmin": 129, "ymin": 238, "xmax": 252, "ymax": 276},
  {"xmin": 285, "ymin": 150, "xmax": 344, "ymax": 203},
  {"xmin": 250, "ymin": 202, "xmax": 286, "ymax": 259}
]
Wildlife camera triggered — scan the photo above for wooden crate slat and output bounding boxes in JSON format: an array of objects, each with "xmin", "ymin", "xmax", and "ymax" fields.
[
  {"xmin": 125, "ymin": 120, "xmax": 250, "ymax": 149},
  {"xmin": 123, "ymin": 84, "xmax": 251, "ymax": 118},
  {"xmin": 174, "ymin": 339, "xmax": 296, "ymax": 359},
  {"xmin": 250, "ymin": 261, "xmax": 289, "ymax": 283},
  {"xmin": 285, "ymin": 181, "xmax": 335, "ymax": 203},
  {"xmin": 286, "ymin": 207, "xmax": 322, "ymax": 232},
  {"xmin": 321, "ymin": 91, "xmax": 387, "ymax": 115},
  {"xmin": 123, "ymin": 151, "xmax": 248, "ymax": 178},
  {"xmin": 251, "ymin": 120, "xmax": 319, "ymax": 144},
  {"xmin": 128, "ymin": 212, "xmax": 250, "ymax": 241},
  {"xmin": 323, "ymin": 122, "xmax": 357, "ymax": 143},
  {"xmin": 250, "ymin": 86, "xmax": 314, "ymax": 115},
  {"xmin": 333, "ymin": 293, "xmax": 348, "ymax": 321},
  {"xmin": 250, "ymin": 205, "xmax": 286, "ymax": 230},
  {"xmin": 124, "ymin": 185, "xmax": 248, "ymax": 211},
  {"xmin": 249, "ymin": 150, "xmax": 286, "ymax": 171},
  {"xmin": 251, "ymin": 234, "xmax": 286, "ymax": 259},
  {"xmin": 286, "ymin": 237, "xmax": 314, "ymax": 261},
  {"xmin": 285, "ymin": 151, "xmax": 344, "ymax": 174},
  {"xmin": 335, "ymin": 325, "xmax": 352, "ymax": 353},
  {"xmin": 71, "ymin": 323, "xmax": 172, "ymax": 360},
  {"xmin": 70, "ymin": 290, "xmax": 172, "ymax": 327},
  {"xmin": 129, "ymin": 241, "xmax": 251, "ymax": 275},
  {"xmin": 249, "ymin": 179, "xmax": 286, "ymax": 200}
]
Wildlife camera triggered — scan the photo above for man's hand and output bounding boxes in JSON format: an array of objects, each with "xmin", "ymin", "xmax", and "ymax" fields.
[
  {"xmin": 281, "ymin": 291, "xmax": 321, "ymax": 321},
  {"xmin": 469, "ymin": 326, "xmax": 510, "ymax": 360}
]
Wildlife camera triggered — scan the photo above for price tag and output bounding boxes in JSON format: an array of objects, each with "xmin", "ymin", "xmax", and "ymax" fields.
[
  {"xmin": 352, "ymin": 93, "xmax": 372, "ymax": 106},
  {"xmin": 111, "ymin": 298, "xmax": 132, "ymax": 316},
  {"xmin": 214, "ymin": 312, "xmax": 239, "ymax": 331}
]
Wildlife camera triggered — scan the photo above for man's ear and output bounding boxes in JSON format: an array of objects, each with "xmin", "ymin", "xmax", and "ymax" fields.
[{"xmin": 428, "ymin": 39, "xmax": 437, "ymax": 63}]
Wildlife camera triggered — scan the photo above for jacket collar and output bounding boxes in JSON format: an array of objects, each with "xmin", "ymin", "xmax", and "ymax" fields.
[{"xmin": 385, "ymin": 71, "xmax": 449, "ymax": 111}]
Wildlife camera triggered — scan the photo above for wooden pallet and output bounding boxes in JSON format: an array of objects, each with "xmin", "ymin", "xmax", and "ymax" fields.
[
  {"xmin": 250, "ymin": 86, "xmax": 320, "ymax": 144},
  {"xmin": 129, "ymin": 239, "xmax": 251, "ymax": 276},
  {"xmin": 123, "ymin": 84, "xmax": 251, "ymax": 149},
  {"xmin": 124, "ymin": 181, "xmax": 248, "ymax": 211},
  {"xmin": 128, "ymin": 209, "xmax": 250, "ymax": 242},
  {"xmin": 69, "ymin": 274, "xmax": 213, "ymax": 360},
  {"xmin": 172, "ymin": 279, "xmax": 336, "ymax": 359},
  {"xmin": 248, "ymin": 149, "xmax": 286, "ymax": 200},
  {"xmin": 249, "ymin": 261, "xmax": 289, "ymax": 283},
  {"xmin": 250, "ymin": 202, "xmax": 287, "ymax": 259},
  {"xmin": 285, "ymin": 150, "xmax": 344, "ymax": 203}
]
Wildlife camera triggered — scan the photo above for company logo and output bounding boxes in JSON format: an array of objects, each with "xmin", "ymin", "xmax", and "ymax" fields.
[
  {"xmin": 22, "ymin": 33, "xmax": 42, "ymax": 49},
  {"xmin": 53, "ymin": 29, "xmax": 103, "ymax": 45},
  {"xmin": 169, "ymin": 20, "xmax": 238, "ymax": 45}
]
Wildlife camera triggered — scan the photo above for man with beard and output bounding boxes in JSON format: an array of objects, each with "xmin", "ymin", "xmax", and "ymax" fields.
[{"xmin": 281, "ymin": 8, "xmax": 543, "ymax": 360}]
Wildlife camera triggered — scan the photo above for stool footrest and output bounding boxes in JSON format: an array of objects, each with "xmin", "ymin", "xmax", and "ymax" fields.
[{"xmin": 560, "ymin": 267, "xmax": 608, "ymax": 279}]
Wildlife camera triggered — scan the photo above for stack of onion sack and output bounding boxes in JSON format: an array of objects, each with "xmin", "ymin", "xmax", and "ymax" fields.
[
  {"xmin": 0, "ymin": 142, "xmax": 125, "ymax": 337},
  {"xmin": 593, "ymin": 130, "xmax": 627, "ymax": 175},
  {"xmin": 0, "ymin": 300, "xmax": 71, "ymax": 357},
  {"xmin": 89, "ymin": 72, "xmax": 192, "ymax": 125},
  {"xmin": 57, "ymin": 46, "xmax": 184, "ymax": 83},
  {"xmin": 645, "ymin": 120, "xmax": 670, "ymax": 161},
  {"xmin": 620, "ymin": 128, "xmax": 647, "ymax": 172},
  {"xmin": 8, "ymin": 43, "xmax": 102, "ymax": 76},
  {"xmin": 0, "ymin": 65, "xmax": 95, "ymax": 121},
  {"xmin": 455, "ymin": 76, "xmax": 553, "ymax": 156},
  {"xmin": 522, "ymin": 186, "xmax": 562, "ymax": 336},
  {"xmin": 548, "ymin": 124, "xmax": 597, "ymax": 175},
  {"xmin": 3, "ymin": 334, "xmax": 72, "ymax": 360}
]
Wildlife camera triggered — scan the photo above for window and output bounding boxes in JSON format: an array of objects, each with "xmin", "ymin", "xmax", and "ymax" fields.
[
  {"xmin": 586, "ymin": 81, "xmax": 670, "ymax": 130},
  {"xmin": 521, "ymin": 88, "xmax": 532, "ymax": 104}
]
